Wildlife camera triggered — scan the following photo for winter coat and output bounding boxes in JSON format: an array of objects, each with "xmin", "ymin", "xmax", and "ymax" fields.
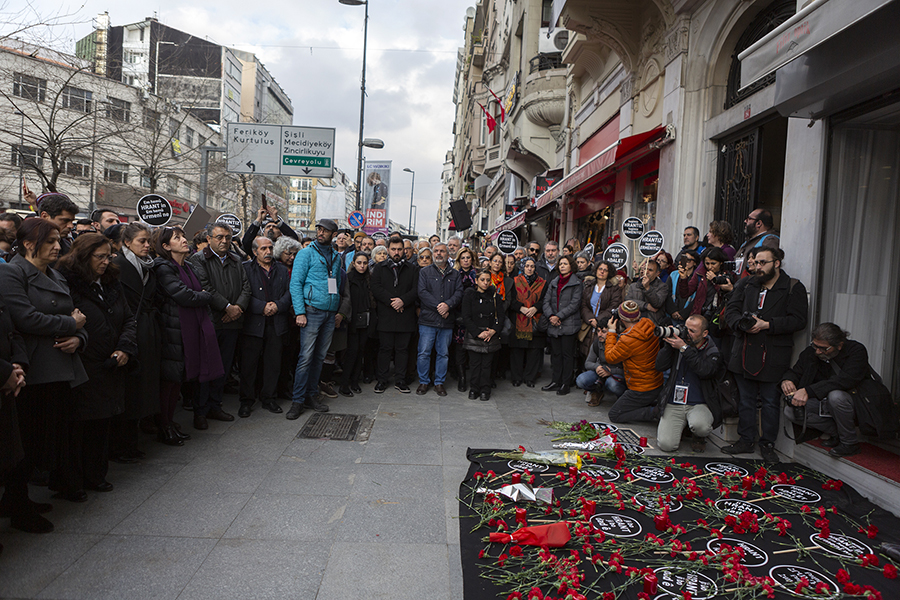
[
  {"xmin": 242, "ymin": 259, "xmax": 292, "ymax": 338},
  {"xmin": 655, "ymin": 337, "xmax": 725, "ymax": 428},
  {"xmin": 782, "ymin": 340, "xmax": 869, "ymax": 399},
  {"xmin": 370, "ymin": 259, "xmax": 419, "ymax": 332},
  {"xmin": 579, "ymin": 279, "xmax": 622, "ymax": 355},
  {"xmin": 152, "ymin": 258, "xmax": 214, "ymax": 383},
  {"xmin": 0, "ymin": 297, "xmax": 28, "ymax": 471},
  {"xmin": 0, "ymin": 254, "xmax": 88, "ymax": 387},
  {"xmin": 417, "ymin": 264, "xmax": 463, "ymax": 329},
  {"xmin": 290, "ymin": 241, "xmax": 343, "ymax": 314},
  {"xmin": 61, "ymin": 269, "xmax": 138, "ymax": 421},
  {"xmin": 724, "ymin": 271, "xmax": 808, "ymax": 381},
  {"xmin": 508, "ymin": 275, "xmax": 548, "ymax": 349},
  {"xmin": 189, "ymin": 247, "xmax": 251, "ymax": 329},
  {"xmin": 347, "ymin": 268, "xmax": 375, "ymax": 331},
  {"xmin": 543, "ymin": 275, "xmax": 583, "ymax": 338},
  {"xmin": 625, "ymin": 277, "xmax": 669, "ymax": 325},
  {"xmin": 113, "ymin": 251, "xmax": 162, "ymax": 419},
  {"xmin": 604, "ymin": 318, "xmax": 663, "ymax": 392},
  {"xmin": 461, "ymin": 287, "xmax": 502, "ymax": 354},
  {"xmin": 535, "ymin": 259, "xmax": 558, "ymax": 284}
]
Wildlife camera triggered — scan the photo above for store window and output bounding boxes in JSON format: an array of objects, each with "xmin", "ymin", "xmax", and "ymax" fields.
[
  {"xmin": 820, "ymin": 98, "xmax": 900, "ymax": 395},
  {"xmin": 634, "ymin": 171, "xmax": 658, "ymax": 231}
]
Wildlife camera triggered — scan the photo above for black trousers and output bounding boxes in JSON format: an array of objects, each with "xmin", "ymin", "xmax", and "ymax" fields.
[
  {"xmin": 451, "ymin": 342, "xmax": 467, "ymax": 376},
  {"xmin": 377, "ymin": 331, "xmax": 411, "ymax": 384},
  {"xmin": 342, "ymin": 328, "xmax": 368, "ymax": 388},
  {"xmin": 549, "ymin": 334, "xmax": 577, "ymax": 386},
  {"xmin": 277, "ymin": 328, "xmax": 299, "ymax": 400},
  {"xmin": 54, "ymin": 418, "xmax": 111, "ymax": 491},
  {"xmin": 196, "ymin": 328, "xmax": 239, "ymax": 415},
  {"xmin": 468, "ymin": 351, "xmax": 495, "ymax": 396},
  {"xmin": 363, "ymin": 335, "xmax": 379, "ymax": 381},
  {"xmin": 239, "ymin": 323, "xmax": 283, "ymax": 406},
  {"xmin": 510, "ymin": 346, "xmax": 542, "ymax": 384}
]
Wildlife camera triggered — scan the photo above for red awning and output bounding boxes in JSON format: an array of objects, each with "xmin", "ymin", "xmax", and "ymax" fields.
[
  {"xmin": 491, "ymin": 211, "xmax": 527, "ymax": 236},
  {"xmin": 533, "ymin": 126, "xmax": 665, "ymax": 209}
]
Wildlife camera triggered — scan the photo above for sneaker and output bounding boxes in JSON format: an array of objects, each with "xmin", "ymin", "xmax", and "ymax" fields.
[
  {"xmin": 828, "ymin": 442, "xmax": 860, "ymax": 458},
  {"xmin": 374, "ymin": 382, "xmax": 387, "ymax": 394},
  {"xmin": 285, "ymin": 403, "xmax": 304, "ymax": 420},
  {"xmin": 721, "ymin": 439, "xmax": 754, "ymax": 454},
  {"xmin": 305, "ymin": 399, "xmax": 330, "ymax": 413},
  {"xmin": 759, "ymin": 443, "xmax": 779, "ymax": 463},
  {"xmin": 318, "ymin": 382, "xmax": 338, "ymax": 398},
  {"xmin": 395, "ymin": 383, "xmax": 411, "ymax": 394}
]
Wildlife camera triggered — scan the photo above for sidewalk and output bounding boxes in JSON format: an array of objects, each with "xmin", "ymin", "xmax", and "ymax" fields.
[{"xmin": 0, "ymin": 378, "xmax": 728, "ymax": 599}]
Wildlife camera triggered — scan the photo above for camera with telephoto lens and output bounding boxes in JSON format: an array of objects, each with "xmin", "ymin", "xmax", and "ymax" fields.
[
  {"xmin": 654, "ymin": 324, "xmax": 689, "ymax": 339},
  {"xmin": 738, "ymin": 311, "xmax": 759, "ymax": 332}
]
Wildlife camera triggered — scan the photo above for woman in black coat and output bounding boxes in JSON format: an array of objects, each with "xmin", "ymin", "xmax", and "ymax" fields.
[
  {"xmin": 57, "ymin": 234, "xmax": 138, "ymax": 494},
  {"xmin": 152, "ymin": 227, "xmax": 223, "ymax": 446},
  {"xmin": 340, "ymin": 252, "xmax": 374, "ymax": 396},
  {"xmin": 0, "ymin": 217, "xmax": 88, "ymax": 513},
  {"xmin": 110, "ymin": 222, "xmax": 162, "ymax": 461},
  {"xmin": 542, "ymin": 255, "xmax": 583, "ymax": 395},
  {"xmin": 488, "ymin": 253, "xmax": 514, "ymax": 381},
  {"xmin": 462, "ymin": 270, "xmax": 502, "ymax": 401}
]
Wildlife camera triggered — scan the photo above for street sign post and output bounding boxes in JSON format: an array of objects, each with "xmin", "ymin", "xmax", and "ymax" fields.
[
  {"xmin": 603, "ymin": 243, "xmax": 629, "ymax": 270},
  {"xmin": 496, "ymin": 230, "xmax": 519, "ymax": 254},
  {"xmin": 348, "ymin": 211, "xmax": 365, "ymax": 229},
  {"xmin": 217, "ymin": 213, "xmax": 243, "ymax": 236},
  {"xmin": 639, "ymin": 230, "xmax": 665, "ymax": 257},
  {"xmin": 136, "ymin": 194, "xmax": 172, "ymax": 226},
  {"xmin": 226, "ymin": 123, "xmax": 335, "ymax": 178}
]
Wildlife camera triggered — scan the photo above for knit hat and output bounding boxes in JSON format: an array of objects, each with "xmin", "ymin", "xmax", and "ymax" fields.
[{"xmin": 618, "ymin": 300, "xmax": 641, "ymax": 321}]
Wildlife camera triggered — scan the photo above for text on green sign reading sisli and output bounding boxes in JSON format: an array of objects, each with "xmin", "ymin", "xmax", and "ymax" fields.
[{"xmin": 282, "ymin": 156, "xmax": 332, "ymax": 167}]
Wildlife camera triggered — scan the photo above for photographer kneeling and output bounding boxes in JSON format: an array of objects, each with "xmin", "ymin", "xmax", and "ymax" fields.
[
  {"xmin": 605, "ymin": 300, "xmax": 663, "ymax": 423},
  {"xmin": 655, "ymin": 316, "xmax": 724, "ymax": 452}
]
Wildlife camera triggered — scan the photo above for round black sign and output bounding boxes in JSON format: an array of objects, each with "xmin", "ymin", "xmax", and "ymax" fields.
[
  {"xmin": 771, "ymin": 484, "xmax": 821, "ymax": 504},
  {"xmin": 582, "ymin": 466, "xmax": 620, "ymax": 482},
  {"xmin": 809, "ymin": 533, "xmax": 872, "ymax": 559},
  {"xmin": 618, "ymin": 443, "xmax": 644, "ymax": 455},
  {"xmin": 589, "ymin": 422, "xmax": 618, "ymax": 433},
  {"xmin": 635, "ymin": 492, "xmax": 683, "ymax": 513},
  {"xmin": 217, "ymin": 213, "xmax": 243, "ymax": 236},
  {"xmin": 603, "ymin": 243, "xmax": 629, "ymax": 270},
  {"xmin": 496, "ymin": 230, "xmax": 518, "ymax": 254},
  {"xmin": 708, "ymin": 538, "xmax": 769, "ymax": 568},
  {"xmin": 654, "ymin": 568, "xmax": 718, "ymax": 599},
  {"xmin": 622, "ymin": 217, "xmax": 644, "ymax": 240},
  {"xmin": 768, "ymin": 566, "xmax": 838, "ymax": 599},
  {"xmin": 371, "ymin": 231, "xmax": 387, "ymax": 240},
  {"xmin": 631, "ymin": 465, "xmax": 674, "ymax": 483},
  {"xmin": 639, "ymin": 230, "xmax": 665, "ymax": 257},
  {"xmin": 136, "ymin": 194, "xmax": 173, "ymax": 226},
  {"xmin": 714, "ymin": 498, "xmax": 767, "ymax": 518},
  {"xmin": 507, "ymin": 460, "xmax": 549, "ymax": 473},
  {"xmin": 589, "ymin": 513, "xmax": 642, "ymax": 537},
  {"xmin": 704, "ymin": 462, "xmax": 749, "ymax": 478}
]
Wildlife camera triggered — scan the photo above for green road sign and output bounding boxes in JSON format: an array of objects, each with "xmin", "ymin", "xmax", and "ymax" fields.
[{"xmin": 283, "ymin": 156, "xmax": 332, "ymax": 168}]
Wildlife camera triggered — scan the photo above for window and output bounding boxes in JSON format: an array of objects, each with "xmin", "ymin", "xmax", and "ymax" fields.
[
  {"xmin": 541, "ymin": 0, "xmax": 552, "ymax": 27},
  {"xmin": 104, "ymin": 161, "xmax": 128, "ymax": 184},
  {"xmin": 61, "ymin": 86, "xmax": 92, "ymax": 113},
  {"xmin": 140, "ymin": 168, "xmax": 153, "ymax": 188},
  {"xmin": 124, "ymin": 51, "xmax": 143, "ymax": 64},
  {"xmin": 184, "ymin": 127, "xmax": 195, "ymax": 147},
  {"xmin": 143, "ymin": 108, "xmax": 161, "ymax": 130},
  {"xmin": 13, "ymin": 73, "xmax": 46, "ymax": 101},
  {"xmin": 167, "ymin": 175, "xmax": 178, "ymax": 195},
  {"xmin": 107, "ymin": 97, "xmax": 131, "ymax": 122},
  {"xmin": 11, "ymin": 145, "xmax": 43, "ymax": 168},
  {"xmin": 169, "ymin": 117, "xmax": 180, "ymax": 138},
  {"xmin": 64, "ymin": 156, "xmax": 90, "ymax": 178},
  {"xmin": 299, "ymin": 178, "xmax": 312, "ymax": 191}
]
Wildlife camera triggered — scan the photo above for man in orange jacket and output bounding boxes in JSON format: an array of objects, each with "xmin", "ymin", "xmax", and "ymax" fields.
[{"xmin": 604, "ymin": 300, "xmax": 664, "ymax": 423}]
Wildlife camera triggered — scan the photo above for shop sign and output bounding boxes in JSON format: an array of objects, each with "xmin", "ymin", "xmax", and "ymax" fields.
[{"xmin": 504, "ymin": 72, "xmax": 519, "ymax": 116}]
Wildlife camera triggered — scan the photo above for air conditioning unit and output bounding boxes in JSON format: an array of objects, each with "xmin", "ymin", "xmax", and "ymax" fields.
[{"xmin": 539, "ymin": 27, "xmax": 570, "ymax": 54}]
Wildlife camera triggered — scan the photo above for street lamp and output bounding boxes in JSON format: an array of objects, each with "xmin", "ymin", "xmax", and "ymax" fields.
[
  {"xmin": 339, "ymin": 0, "xmax": 370, "ymax": 211},
  {"xmin": 403, "ymin": 167, "xmax": 415, "ymax": 235}
]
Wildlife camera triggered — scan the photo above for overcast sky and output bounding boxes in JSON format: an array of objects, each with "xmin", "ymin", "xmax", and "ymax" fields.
[{"xmin": 10, "ymin": 0, "xmax": 473, "ymax": 235}]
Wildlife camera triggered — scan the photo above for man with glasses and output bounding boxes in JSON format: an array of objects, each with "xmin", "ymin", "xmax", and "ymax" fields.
[
  {"xmin": 721, "ymin": 246, "xmax": 808, "ymax": 462},
  {"xmin": 735, "ymin": 208, "xmax": 779, "ymax": 276},
  {"xmin": 781, "ymin": 323, "xmax": 870, "ymax": 458},
  {"xmin": 189, "ymin": 222, "xmax": 251, "ymax": 429}
]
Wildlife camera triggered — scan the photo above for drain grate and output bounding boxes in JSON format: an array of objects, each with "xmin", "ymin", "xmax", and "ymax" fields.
[{"xmin": 297, "ymin": 413, "xmax": 365, "ymax": 441}]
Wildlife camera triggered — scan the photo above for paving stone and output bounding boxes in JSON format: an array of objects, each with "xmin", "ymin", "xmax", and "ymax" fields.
[
  {"xmin": 223, "ymin": 493, "xmax": 347, "ymax": 541},
  {"xmin": 0, "ymin": 533, "xmax": 103, "ymax": 598},
  {"xmin": 110, "ymin": 488, "xmax": 252, "ymax": 538},
  {"xmin": 360, "ymin": 441, "xmax": 443, "ymax": 466},
  {"xmin": 257, "ymin": 456, "xmax": 359, "ymax": 497}
]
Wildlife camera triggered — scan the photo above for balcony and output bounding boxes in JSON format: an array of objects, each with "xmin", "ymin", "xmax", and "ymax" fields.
[{"xmin": 522, "ymin": 55, "xmax": 567, "ymax": 129}]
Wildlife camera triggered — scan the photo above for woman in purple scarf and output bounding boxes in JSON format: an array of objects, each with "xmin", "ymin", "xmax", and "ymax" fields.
[{"xmin": 152, "ymin": 227, "xmax": 223, "ymax": 446}]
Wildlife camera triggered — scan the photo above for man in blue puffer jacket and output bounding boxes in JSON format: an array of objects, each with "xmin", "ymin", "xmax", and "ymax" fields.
[{"xmin": 287, "ymin": 219, "xmax": 342, "ymax": 419}]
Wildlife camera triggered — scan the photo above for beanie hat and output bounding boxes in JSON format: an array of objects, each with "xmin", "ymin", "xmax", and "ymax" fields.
[{"xmin": 618, "ymin": 300, "xmax": 641, "ymax": 321}]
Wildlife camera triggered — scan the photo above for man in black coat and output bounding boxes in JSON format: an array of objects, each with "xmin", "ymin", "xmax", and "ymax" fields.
[
  {"xmin": 535, "ymin": 240, "xmax": 559, "ymax": 283},
  {"xmin": 415, "ymin": 242, "xmax": 462, "ymax": 396},
  {"xmin": 370, "ymin": 235, "xmax": 418, "ymax": 393},
  {"xmin": 238, "ymin": 237, "xmax": 292, "ymax": 417},
  {"xmin": 782, "ymin": 323, "xmax": 870, "ymax": 458},
  {"xmin": 721, "ymin": 247, "xmax": 808, "ymax": 463}
]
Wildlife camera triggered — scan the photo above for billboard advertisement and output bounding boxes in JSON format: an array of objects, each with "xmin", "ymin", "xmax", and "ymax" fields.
[{"xmin": 363, "ymin": 160, "xmax": 392, "ymax": 213}]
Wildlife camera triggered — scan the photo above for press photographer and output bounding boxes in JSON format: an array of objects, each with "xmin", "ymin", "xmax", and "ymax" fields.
[
  {"xmin": 604, "ymin": 300, "xmax": 664, "ymax": 424},
  {"xmin": 654, "ymin": 315, "xmax": 723, "ymax": 453}
]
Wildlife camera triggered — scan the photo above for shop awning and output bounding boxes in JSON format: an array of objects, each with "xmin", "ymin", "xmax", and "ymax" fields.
[
  {"xmin": 533, "ymin": 126, "xmax": 665, "ymax": 210},
  {"xmin": 491, "ymin": 211, "xmax": 527, "ymax": 237},
  {"xmin": 738, "ymin": 0, "xmax": 892, "ymax": 90}
]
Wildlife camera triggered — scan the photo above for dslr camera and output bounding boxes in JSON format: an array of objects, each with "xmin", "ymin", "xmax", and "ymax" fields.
[
  {"xmin": 610, "ymin": 308, "xmax": 619, "ymax": 321},
  {"xmin": 654, "ymin": 324, "xmax": 689, "ymax": 339},
  {"xmin": 737, "ymin": 311, "xmax": 759, "ymax": 332},
  {"xmin": 712, "ymin": 274, "xmax": 731, "ymax": 285}
]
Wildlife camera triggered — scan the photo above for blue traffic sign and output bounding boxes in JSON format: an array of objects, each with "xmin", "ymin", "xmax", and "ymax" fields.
[{"xmin": 348, "ymin": 211, "xmax": 365, "ymax": 228}]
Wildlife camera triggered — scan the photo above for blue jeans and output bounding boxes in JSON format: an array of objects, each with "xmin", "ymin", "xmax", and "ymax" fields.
[
  {"xmin": 575, "ymin": 370, "xmax": 626, "ymax": 397},
  {"xmin": 417, "ymin": 325, "xmax": 452, "ymax": 385},
  {"xmin": 734, "ymin": 372, "xmax": 781, "ymax": 445},
  {"xmin": 292, "ymin": 308, "xmax": 336, "ymax": 404}
]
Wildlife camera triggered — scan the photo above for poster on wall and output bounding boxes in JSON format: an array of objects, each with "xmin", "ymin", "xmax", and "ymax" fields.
[{"xmin": 363, "ymin": 160, "xmax": 392, "ymax": 213}]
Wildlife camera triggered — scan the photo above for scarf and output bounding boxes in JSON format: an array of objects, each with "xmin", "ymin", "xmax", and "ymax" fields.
[
  {"xmin": 556, "ymin": 274, "xmax": 571, "ymax": 307},
  {"xmin": 123, "ymin": 246, "xmax": 152, "ymax": 284},
  {"xmin": 491, "ymin": 271, "xmax": 506, "ymax": 299},
  {"xmin": 514, "ymin": 274, "xmax": 546, "ymax": 340},
  {"xmin": 174, "ymin": 261, "xmax": 224, "ymax": 384}
]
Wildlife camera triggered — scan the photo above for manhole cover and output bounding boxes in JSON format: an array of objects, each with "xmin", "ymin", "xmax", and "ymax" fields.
[{"xmin": 297, "ymin": 413, "xmax": 368, "ymax": 441}]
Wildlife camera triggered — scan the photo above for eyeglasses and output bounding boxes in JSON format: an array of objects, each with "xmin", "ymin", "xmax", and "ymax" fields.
[
  {"xmin": 211, "ymin": 234, "xmax": 232, "ymax": 241},
  {"xmin": 754, "ymin": 259, "xmax": 775, "ymax": 266},
  {"xmin": 745, "ymin": 215, "xmax": 760, "ymax": 222},
  {"xmin": 92, "ymin": 253, "xmax": 111, "ymax": 262},
  {"xmin": 810, "ymin": 342, "xmax": 832, "ymax": 352}
]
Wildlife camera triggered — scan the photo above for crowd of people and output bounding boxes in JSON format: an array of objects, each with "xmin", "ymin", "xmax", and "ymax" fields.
[{"xmin": 0, "ymin": 192, "xmax": 880, "ymax": 551}]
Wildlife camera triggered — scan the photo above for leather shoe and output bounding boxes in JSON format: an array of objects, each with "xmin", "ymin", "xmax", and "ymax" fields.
[
  {"xmin": 512, "ymin": 381, "xmax": 521, "ymax": 387},
  {"xmin": 171, "ymin": 422, "xmax": 190, "ymax": 440},
  {"xmin": 541, "ymin": 383, "xmax": 560, "ymax": 392},
  {"xmin": 238, "ymin": 404, "xmax": 252, "ymax": 418},
  {"xmin": 87, "ymin": 482, "xmax": 114, "ymax": 493},
  {"xmin": 0, "ymin": 499, "xmax": 52, "ymax": 518},
  {"xmin": 721, "ymin": 439, "xmax": 754, "ymax": 454},
  {"xmin": 479, "ymin": 392, "xmax": 490, "ymax": 401},
  {"xmin": 820, "ymin": 435, "xmax": 840, "ymax": 448},
  {"xmin": 468, "ymin": 390, "xmax": 478, "ymax": 400},
  {"xmin": 350, "ymin": 385, "xmax": 362, "ymax": 394},
  {"xmin": 525, "ymin": 382, "xmax": 535, "ymax": 388},
  {"xmin": 434, "ymin": 384, "xmax": 447, "ymax": 397},
  {"xmin": 193, "ymin": 414, "xmax": 209, "ymax": 430},
  {"xmin": 458, "ymin": 377, "xmax": 467, "ymax": 392},
  {"xmin": 759, "ymin": 443, "xmax": 780, "ymax": 464},
  {"xmin": 416, "ymin": 384, "xmax": 430, "ymax": 395},
  {"xmin": 262, "ymin": 402, "xmax": 283, "ymax": 414},
  {"xmin": 338, "ymin": 386, "xmax": 354, "ymax": 398},
  {"xmin": 109, "ymin": 454, "xmax": 140, "ymax": 464},
  {"xmin": 207, "ymin": 407, "xmax": 235, "ymax": 422},
  {"xmin": 286, "ymin": 403, "xmax": 304, "ymax": 420},
  {"xmin": 556, "ymin": 385, "xmax": 571, "ymax": 396},
  {"xmin": 829, "ymin": 442, "xmax": 861, "ymax": 458},
  {"xmin": 10, "ymin": 511, "xmax": 53, "ymax": 533},
  {"xmin": 305, "ymin": 399, "xmax": 330, "ymax": 413},
  {"xmin": 51, "ymin": 489, "xmax": 88, "ymax": 503}
]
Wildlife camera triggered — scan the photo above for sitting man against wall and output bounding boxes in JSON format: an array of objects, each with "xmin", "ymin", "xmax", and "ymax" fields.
[
  {"xmin": 781, "ymin": 323, "xmax": 869, "ymax": 458},
  {"xmin": 576, "ymin": 326, "xmax": 626, "ymax": 407},
  {"xmin": 654, "ymin": 315, "xmax": 724, "ymax": 453},
  {"xmin": 604, "ymin": 300, "xmax": 663, "ymax": 423}
]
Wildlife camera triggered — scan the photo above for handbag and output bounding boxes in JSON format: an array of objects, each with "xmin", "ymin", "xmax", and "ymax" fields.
[{"xmin": 352, "ymin": 311, "xmax": 369, "ymax": 329}]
